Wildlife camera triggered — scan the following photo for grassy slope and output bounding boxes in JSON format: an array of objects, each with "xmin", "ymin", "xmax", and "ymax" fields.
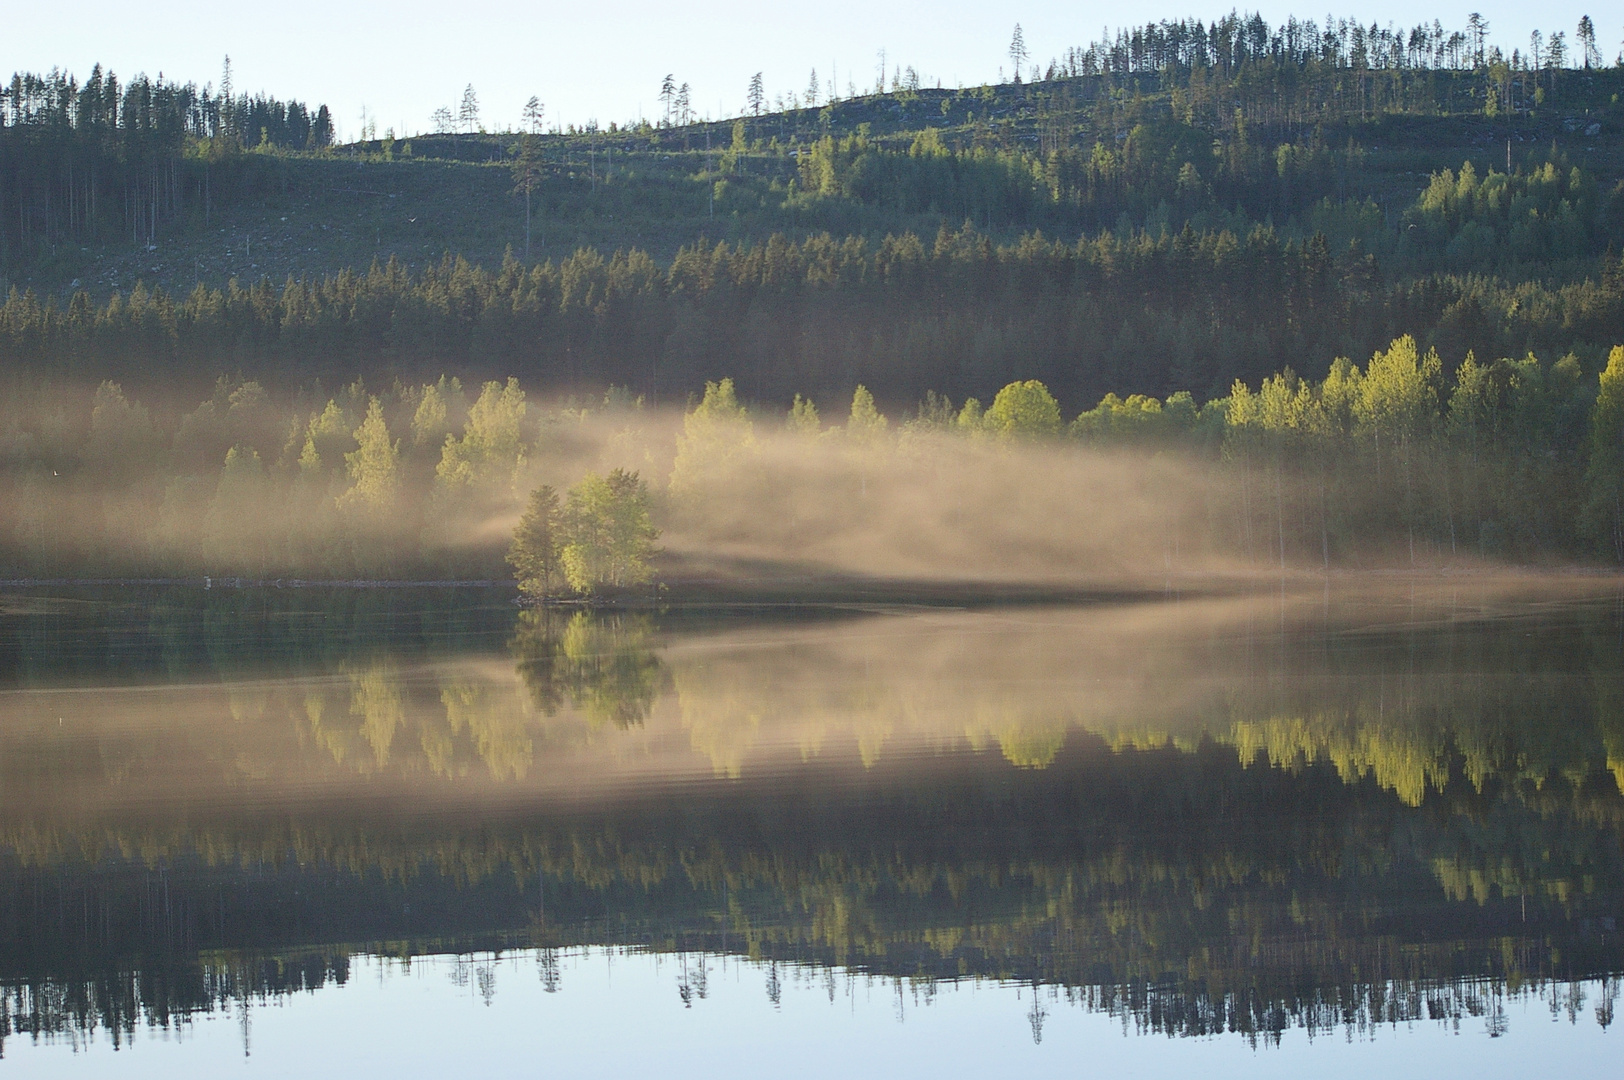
[{"xmin": 18, "ymin": 76, "xmax": 1624, "ymax": 299}]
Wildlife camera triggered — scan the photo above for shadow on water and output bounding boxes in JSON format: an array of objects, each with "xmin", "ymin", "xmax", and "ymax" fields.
[{"xmin": 1, "ymin": 577, "xmax": 1623, "ymax": 1048}]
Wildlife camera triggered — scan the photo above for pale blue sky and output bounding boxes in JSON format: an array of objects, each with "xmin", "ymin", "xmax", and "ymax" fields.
[{"xmin": 5, "ymin": 3, "xmax": 1617, "ymax": 140}]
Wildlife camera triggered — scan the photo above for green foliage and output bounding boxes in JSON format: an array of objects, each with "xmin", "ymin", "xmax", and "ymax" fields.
[
  {"xmin": 1071, "ymin": 392, "xmax": 1194, "ymax": 444},
  {"xmin": 844, "ymin": 385, "xmax": 888, "ymax": 441},
  {"xmin": 411, "ymin": 377, "xmax": 464, "ymax": 448},
  {"xmin": 436, "ymin": 378, "xmax": 528, "ymax": 492},
  {"xmin": 509, "ymin": 471, "xmax": 658, "ymax": 599},
  {"xmin": 670, "ymin": 378, "xmax": 754, "ymax": 497},
  {"xmin": 1583, "ymin": 346, "xmax": 1624, "ymax": 560},
  {"xmin": 3, "ymin": 232, "xmax": 1622, "ymax": 416},
  {"xmin": 787, "ymin": 394, "xmax": 821, "ymax": 434},
  {"xmin": 508, "ymin": 485, "xmax": 562, "ymax": 598},
  {"xmin": 339, "ymin": 397, "xmax": 399, "ymax": 512},
  {"xmin": 983, "ymin": 380, "xmax": 1061, "ymax": 439},
  {"xmin": 956, "ymin": 397, "xmax": 984, "ymax": 432},
  {"xmin": 1405, "ymin": 160, "xmax": 1601, "ymax": 267},
  {"xmin": 299, "ymin": 400, "xmax": 352, "ymax": 478},
  {"xmin": 1353, "ymin": 335, "xmax": 1441, "ymax": 450},
  {"xmin": 557, "ymin": 469, "xmax": 658, "ymax": 597}
]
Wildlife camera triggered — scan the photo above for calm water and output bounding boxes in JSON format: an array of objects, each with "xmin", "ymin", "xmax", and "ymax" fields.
[{"xmin": 0, "ymin": 580, "xmax": 1621, "ymax": 1076}]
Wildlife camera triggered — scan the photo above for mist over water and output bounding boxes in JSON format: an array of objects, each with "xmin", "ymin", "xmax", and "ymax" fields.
[{"xmin": 0, "ymin": 377, "xmax": 1526, "ymax": 590}]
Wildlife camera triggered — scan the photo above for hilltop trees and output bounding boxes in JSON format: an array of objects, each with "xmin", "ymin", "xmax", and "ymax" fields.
[
  {"xmin": 659, "ymin": 75, "xmax": 676, "ymax": 125},
  {"xmin": 458, "ymin": 85, "xmax": 480, "ymax": 133},
  {"xmin": 1009, "ymin": 24, "xmax": 1029, "ymax": 83},
  {"xmin": 0, "ymin": 66, "xmax": 330, "ymax": 259},
  {"xmin": 523, "ymin": 96, "xmax": 545, "ymax": 134}
]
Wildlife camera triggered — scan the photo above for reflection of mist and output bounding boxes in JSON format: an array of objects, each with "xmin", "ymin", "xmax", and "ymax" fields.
[
  {"xmin": 3, "ymin": 588, "xmax": 1623, "ymax": 1064},
  {"xmin": 6, "ymin": 582, "xmax": 1624, "ymax": 807}
]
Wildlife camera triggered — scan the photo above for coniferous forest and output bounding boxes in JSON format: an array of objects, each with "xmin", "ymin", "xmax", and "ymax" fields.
[{"xmin": 2, "ymin": 12, "xmax": 1624, "ymax": 576}]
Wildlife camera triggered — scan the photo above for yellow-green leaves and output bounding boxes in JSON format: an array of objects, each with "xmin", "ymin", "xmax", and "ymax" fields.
[
  {"xmin": 670, "ymin": 378, "xmax": 754, "ymax": 497},
  {"xmin": 436, "ymin": 378, "xmax": 528, "ymax": 492},
  {"xmin": 558, "ymin": 469, "xmax": 659, "ymax": 596},
  {"xmin": 845, "ymin": 385, "xmax": 888, "ymax": 442},
  {"xmin": 1583, "ymin": 345, "xmax": 1624, "ymax": 560},
  {"xmin": 1354, "ymin": 335, "xmax": 1440, "ymax": 450},
  {"xmin": 339, "ymin": 397, "xmax": 399, "ymax": 512},
  {"xmin": 298, "ymin": 399, "xmax": 351, "ymax": 478},
  {"xmin": 787, "ymin": 394, "xmax": 821, "ymax": 434},
  {"xmin": 983, "ymin": 380, "xmax": 1061, "ymax": 439}
]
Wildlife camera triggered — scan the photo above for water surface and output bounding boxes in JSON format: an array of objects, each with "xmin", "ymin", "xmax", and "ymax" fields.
[{"xmin": 1, "ymin": 580, "xmax": 1620, "ymax": 1074}]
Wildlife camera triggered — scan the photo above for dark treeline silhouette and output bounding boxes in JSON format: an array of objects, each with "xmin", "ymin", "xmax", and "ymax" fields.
[
  {"xmin": 3, "ymin": 230, "xmax": 1622, "ymax": 409},
  {"xmin": 2, "ymin": 736, "xmax": 1620, "ymax": 1045},
  {"xmin": 0, "ymin": 13, "xmax": 1620, "ymax": 400},
  {"xmin": 0, "ymin": 66, "xmax": 332, "ymax": 259}
]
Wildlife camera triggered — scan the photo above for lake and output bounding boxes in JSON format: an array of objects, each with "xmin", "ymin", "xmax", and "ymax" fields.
[{"xmin": 0, "ymin": 579, "xmax": 1620, "ymax": 1076}]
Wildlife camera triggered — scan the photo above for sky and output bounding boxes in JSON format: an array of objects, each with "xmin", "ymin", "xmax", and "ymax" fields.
[{"xmin": 5, "ymin": 2, "xmax": 1618, "ymax": 141}]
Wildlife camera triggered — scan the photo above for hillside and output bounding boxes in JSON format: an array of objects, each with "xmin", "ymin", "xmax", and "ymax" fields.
[
  {"xmin": 3, "ymin": 16, "xmax": 1624, "ymax": 412},
  {"xmin": 8, "ymin": 62, "xmax": 1623, "ymax": 301}
]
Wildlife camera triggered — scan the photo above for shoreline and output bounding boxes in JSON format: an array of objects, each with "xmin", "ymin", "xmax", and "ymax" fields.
[{"xmin": 1, "ymin": 566, "xmax": 1619, "ymax": 613}]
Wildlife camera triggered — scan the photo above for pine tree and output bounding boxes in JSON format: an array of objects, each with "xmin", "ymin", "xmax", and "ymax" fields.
[
  {"xmin": 523, "ymin": 96, "xmax": 545, "ymax": 134},
  {"xmin": 511, "ymin": 134, "xmax": 544, "ymax": 260},
  {"xmin": 659, "ymin": 75, "xmax": 676, "ymax": 125},
  {"xmin": 509, "ymin": 484, "xmax": 562, "ymax": 598},
  {"xmin": 219, "ymin": 56, "xmax": 235, "ymax": 138},
  {"xmin": 458, "ymin": 84, "xmax": 480, "ymax": 133},
  {"xmin": 1576, "ymin": 16, "xmax": 1600, "ymax": 69},
  {"xmin": 1009, "ymin": 25, "xmax": 1029, "ymax": 84},
  {"xmin": 747, "ymin": 73, "xmax": 765, "ymax": 116}
]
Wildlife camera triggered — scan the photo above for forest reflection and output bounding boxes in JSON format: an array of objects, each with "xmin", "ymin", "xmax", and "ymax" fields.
[
  {"xmin": 1, "ymin": 580, "xmax": 1622, "ymax": 1050},
  {"xmin": 4, "ymin": 579, "xmax": 1621, "ymax": 800}
]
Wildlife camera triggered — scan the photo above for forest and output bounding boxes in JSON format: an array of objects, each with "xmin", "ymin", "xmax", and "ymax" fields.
[
  {"xmin": 1, "ymin": 336, "xmax": 1622, "ymax": 581},
  {"xmin": 2, "ymin": 13, "xmax": 1622, "ymax": 397},
  {"xmin": 0, "ymin": 12, "xmax": 1622, "ymax": 576}
]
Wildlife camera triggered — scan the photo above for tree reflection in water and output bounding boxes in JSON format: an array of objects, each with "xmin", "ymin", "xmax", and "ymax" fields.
[{"xmin": 0, "ymin": 582, "xmax": 1622, "ymax": 1051}]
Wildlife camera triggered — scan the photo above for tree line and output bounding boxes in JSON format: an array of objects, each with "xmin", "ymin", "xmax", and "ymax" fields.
[
  {"xmin": 2, "ymin": 335, "xmax": 1620, "ymax": 583},
  {"xmin": 2, "ymin": 221, "xmax": 1622, "ymax": 410},
  {"xmin": 1, "ymin": 64, "xmax": 332, "ymax": 262}
]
